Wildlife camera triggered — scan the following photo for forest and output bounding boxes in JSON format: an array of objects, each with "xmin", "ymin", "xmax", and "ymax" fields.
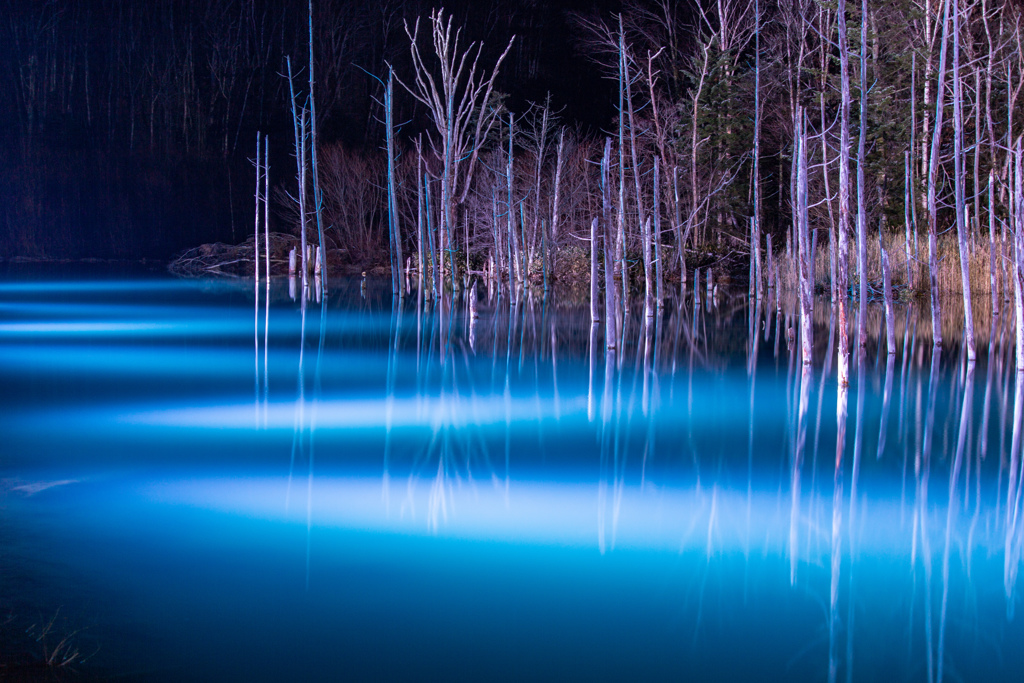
[{"xmin": 5, "ymin": 0, "xmax": 1024, "ymax": 362}]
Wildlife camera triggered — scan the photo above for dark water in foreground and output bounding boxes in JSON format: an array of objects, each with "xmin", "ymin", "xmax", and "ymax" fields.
[{"xmin": 1, "ymin": 272, "xmax": 1022, "ymax": 681}]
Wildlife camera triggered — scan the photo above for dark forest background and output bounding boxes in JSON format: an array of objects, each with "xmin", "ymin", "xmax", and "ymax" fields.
[{"xmin": 0, "ymin": 0, "xmax": 616, "ymax": 261}]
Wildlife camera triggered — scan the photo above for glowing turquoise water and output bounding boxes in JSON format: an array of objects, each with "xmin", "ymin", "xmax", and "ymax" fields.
[{"xmin": 1, "ymin": 271, "xmax": 1022, "ymax": 681}]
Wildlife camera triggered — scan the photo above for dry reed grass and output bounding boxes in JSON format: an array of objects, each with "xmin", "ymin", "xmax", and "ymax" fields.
[{"xmin": 772, "ymin": 231, "xmax": 1016, "ymax": 347}]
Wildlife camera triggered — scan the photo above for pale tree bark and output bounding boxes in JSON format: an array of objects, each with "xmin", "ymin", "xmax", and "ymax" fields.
[
  {"xmin": 837, "ymin": 0, "xmax": 853, "ymax": 386},
  {"xmin": 551, "ymin": 128, "xmax": 565, "ymax": 244},
  {"xmin": 399, "ymin": 10, "xmax": 513, "ymax": 286},
  {"xmin": 856, "ymin": 0, "xmax": 869, "ymax": 347},
  {"xmin": 591, "ymin": 216, "xmax": 600, "ymax": 323},
  {"xmin": 882, "ymin": 234, "xmax": 896, "ymax": 355},
  {"xmin": 623, "ymin": 42, "xmax": 649, "ymax": 312},
  {"xmin": 308, "ymin": 0, "xmax": 326, "ymax": 288},
  {"xmin": 286, "ymin": 56, "xmax": 309, "ymax": 291},
  {"xmin": 926, "ymin": 0, "xmax": 952, "ymax": 347},
  {"xmin": 990, "ymin": 172, "xmax": 998, "ymax": 314},
  {"xmin": 819, "ymin": 3, "xmax": 837, "ymax": 302},
  {"xmin": 602, "ymin": 138, "xmax": 618, "ymax": 349},
  {"xmin": 385, "ymin": 69, "xmax": 403, "ymax": 297},
  {"xmin": 416, "ymin": 136, "xmax": 425, "ymax": 294},
  {"xmin": 1015, "ymin": 137, "xmax": 1024, "ymax": 370},
  {"xmin": 754, "ymin": 0, "xmax": 763, "ymax": 300},
  {"xmin": 254, "ymin": 132, "xmax": 262, "ymax": 284},
  {"xmin": 796, "ymin": 107, "xmax": 813, "ymax": 366},
  {"xmin": 618, "ymin": 18, "xmax": 628, "ymax": 305},
  {"xmin": 952, "ymin": 0, "xmax": 976, "ymax": 359}
]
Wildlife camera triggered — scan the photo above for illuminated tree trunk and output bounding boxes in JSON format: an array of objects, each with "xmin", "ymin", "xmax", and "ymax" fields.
[
  {"xmin": 952, "ymin": 0, "xmax": 976, "ymax": 359},
  {"xmin": 926, "ymin": 0, "xmax": 952, "ymax": 347},
  {"xmin": 856, "ymin": 0, "xmax": 869, "ymax": 347},
  {"xmin": 836, "ymin": 0, "xmax": 853, "ymax": 386}
]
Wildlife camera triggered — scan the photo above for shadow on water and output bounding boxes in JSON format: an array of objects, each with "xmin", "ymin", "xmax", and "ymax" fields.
[{"xmin": 1, "ymin": 271, "xmax": 1024, "ymax": 681}]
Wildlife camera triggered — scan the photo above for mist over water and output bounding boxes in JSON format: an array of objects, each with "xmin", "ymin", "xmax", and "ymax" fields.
[{"xmin": 1, "ymin": 271, "xmax": 1022, "ymax": 681}]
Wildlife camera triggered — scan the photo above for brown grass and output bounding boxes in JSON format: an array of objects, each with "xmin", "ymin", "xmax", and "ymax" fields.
[{"xmin": 772, "ymin": 230, "xmax": 1015, "ymax": 346}]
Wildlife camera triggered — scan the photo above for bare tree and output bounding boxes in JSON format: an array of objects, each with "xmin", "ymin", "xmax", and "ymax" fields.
[{"xmin": 398, "ymin": 9, "xmax": 514, "ymax": 284}]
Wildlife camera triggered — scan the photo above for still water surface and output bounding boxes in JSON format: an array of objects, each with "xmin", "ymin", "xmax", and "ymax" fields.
[{"xmin": 1, "ymin": 271, "xmax": 1022, "ymax": 681}]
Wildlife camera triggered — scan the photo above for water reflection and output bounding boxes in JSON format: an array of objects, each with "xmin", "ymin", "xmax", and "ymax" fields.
[{"xmin": 2, "ymin": 276, "xmax": 1024, "ymax": 680}]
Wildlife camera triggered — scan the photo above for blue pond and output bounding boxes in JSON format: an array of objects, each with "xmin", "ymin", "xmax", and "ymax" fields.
[{"xmin": 1, "ymin": 270, "xmax": 1022, "ymax": 681}]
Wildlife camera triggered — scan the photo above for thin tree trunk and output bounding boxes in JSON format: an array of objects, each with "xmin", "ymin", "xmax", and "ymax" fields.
[
  {"xmin": 552, "ymin": 128, "xmax": 565, "ymax": 245},
  {"xmin": 882, "ymin": 235, "xmax": 896, "ymax": 355},
  {"xmin": 286, "ymin": 57, "xmax": 308, "ymax": 291},
  {"xmin": 625, "ymin": 39, "xmax": 646, "ymax": 307},
  {"xmin": 653, "ymin": 156, "xmax": 664, "ymax": 310},
  {"xmin": 264, "ymin": 135, "xmax": 270, "ymax": 283},
  {"xmin": 837, "ymin": 0, "xmax": 854, "ymax": 386},
  {"xmin": 416, "ymin": 136, "xmax": 425, "ymax": 294},
  {"xmin": 1015, "ymin": 137, "xmax": 1024, "ymax": 370},
  {"xmin": 911, "ymin": 51, "xmax": 920, "ymax": 273},
  {"xmin": 602, "ymin": 138, "xmax": 618, "ymax": 348},
  {"xmin": 591, "ymin": 217, "xmax": 600, "ymax": 323},
  {"xmin": 754, "ymin": 0, "xmax": 762, "ymax": 301},
  {"xmin": 309, "ymin": 0, "xmax": 327, "ymax": 289},
  {"xmin": 905, "ymin": 152, "xmax": 914, "ymax": 287},
  {"xmin": 254, "ymin": 132, "xmax": 262, "ymax": 284},
  {"xmin": 617, "ymin": 17, "xmax": 628, "ymax": 303},
  {"xmin": 673, "ymin": 167, "xmax": 684, "ymax": 277},
  {"xmin": 425, "ymin": 174, "xmax": 438, "ymax": 298},
  {"xmin": 990, "ymin": 171, "xmax": 998, "ymax": 315},
  {"xmin": 532, "ymin": 98, "xmax": 550, "ymax": 282},
  {"xmin": 927, "ymin": 0, "xmax": 953, "ymax": 347},
  {"xmin": 507, "ymin": 113, "xmax": 518, "ymax": 298},
  {"xmin": 819, "ymin": 3, "xmax": 837, "ymax": 302},
  {"xmin": 952, "ymin": 0, "xmax": 976, "ymax": 359},
  {"xmin": 856, "ymin": 0, "xmax": 869, "ymax": 347},
  {"xmin": 797, "ymin": 108, "xmax": 813, "ymax": 366},
  {"xmin": 385, "ymin": 69, "xmax": 402, "ymax": 297}
]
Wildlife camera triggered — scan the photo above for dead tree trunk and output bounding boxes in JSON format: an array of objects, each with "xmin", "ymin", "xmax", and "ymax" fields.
[
  {"xmin": 602, "ymin": 138, "xmax": 618, "ymax": 349},
  {"xmin": 286, "ymin": 56, "xmax": 308, "ymax": 291},
  {"xmin": 385, "ymin": 69, "xmax": 403, "ymax": 297},
  {"xmin": 753, "ymin": 0, "xmax": 762, "ymax": 301},
  {"xmin": 591, "ymin": 217, "xmax": 600, "ymax": 323},
  {"xmin": 1015, "ymin": 137, "xmax": 1024, "ymax": 370},
  {"xmin": 254, "ymin": 132, "xmax": 262, "ymax": 283},
  {"xmin": 837, "ymin": 0, "xmax": 854, "ymax": 386},
  {"xmin": 926, "ymin": 0, "xmax": 952, "ymax": 347},
  {"xmin": 881, "ymin": 235, "xmax": 896, "ymax": 355},
  {"xmin": 952, "ymin": 0, "xmax": 976, "ymax": 359},
  {"xmin": 309, "ymin": 0, "xmax": 327, "ymax": 289},
  {"xmin": 416, "ymin": 136, "xmax": 425, "ymax": 294},
  {"xmin": 856, "ymin": 0, "xmax": 869, "ymax": 347},
  {"xmin": 796, "ymin": 108, "xmax": 813, "ymax": 366},
  {"xmin": 551, "ymin": 127, "xmax": 565, "ymax": 251}
]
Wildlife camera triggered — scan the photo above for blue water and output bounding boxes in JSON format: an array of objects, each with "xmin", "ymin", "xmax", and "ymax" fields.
[{"xmin": 1, "ymin": 271, "xmax": 1022, "ymax": 681}]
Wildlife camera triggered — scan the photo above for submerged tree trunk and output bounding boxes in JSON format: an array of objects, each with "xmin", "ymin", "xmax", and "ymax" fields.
[
  {"xmin": 882, "ymin": 235, "xmax": 895, "ymax": 355},
  {"xmin": 753, "ymin": 0, "xmax": 762, "ymax": 301},
  {"xmin": 416, "ymin": 136, "xmax": 425, "ymax": 294},
  {"xmin": 796, "ymin": 108, "xmax": 813, "ymax": 366},
  {"xmin": 926, "ymin": 0, "xmax": 952, "ymax": 347},
  {"xmin": 856, "ymin": 0, "xmax": 869, "ymax": 347},
  {"xmin": 309, "ymin": 0, "xmax": 327, "ymax": 289},
  {"xmin": 952, "ymin": 0, "xmax": 976, "ymax": 359},
  {"xmin": 1015, "ymin": 138, "xmax": 1024, "ymax": 370},
  {"xmin": 653, "ymin": 156, "xmax": 664, "ymax": 310},
  {"xmin": 602, "ymin": 138, "xmax": 618, "ymax": 349},
  {"xmin": 254, "ymin": 132, "xmax": 262, "ymax": 284},
  {"xmin": 836, "ymin": 0, "xmax": 853, "ymax": 386},
  {"xmin": 286, "ymin": 56, "xmax": 308, "ymax": 291},
  {"xmin": 551, "ymin": 127, "xmax": 565, "ymax": 246}
]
